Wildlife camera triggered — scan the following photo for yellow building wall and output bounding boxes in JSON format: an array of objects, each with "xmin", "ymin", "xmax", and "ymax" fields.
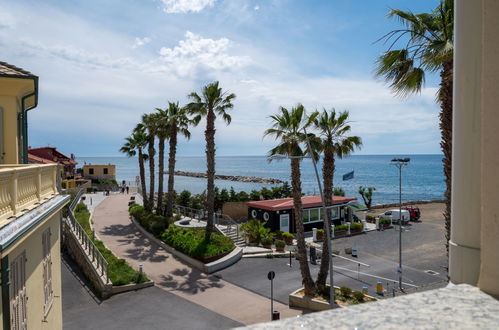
[
  {"xmin": 83, "ymin": 164, "xmax": 116, "ymax": 178},
  {"xmin": 2, "ymin": 210, "xmax": 64, "ymax": 330},
  {"xmin": 0, "ymin": 77, "xmax": 36, "ymax": 165}
]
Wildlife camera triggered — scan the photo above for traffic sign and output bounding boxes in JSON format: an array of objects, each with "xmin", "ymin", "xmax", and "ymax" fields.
[{"xmin": 267, "ymin": 271, "xmax": 275, "ymax": 280}]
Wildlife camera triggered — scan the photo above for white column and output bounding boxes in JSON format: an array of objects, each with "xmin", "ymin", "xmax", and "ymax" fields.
[
  {"xmin": 478, "ymin": 0, "xmax": 499, "ymax": 297},
  {"xmin": 449, "ymin": 0, "xmax": 482, "ymax": 285}
]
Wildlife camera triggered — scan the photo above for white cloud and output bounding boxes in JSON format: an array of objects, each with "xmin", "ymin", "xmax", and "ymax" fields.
[
  {"xmin": 254, "ymin": 5, "xmax": 260, "ymax": 11},
  {"xmin": 132, "ymin": 37, "xmax": 151, "ymax": 49},
  {"xmin": 158, "ymin": 31, "xmax": 251, "ymax": 77},
  {"xmin": 161, "ymin": 0, "xmax": 215, "ymax": 13}
]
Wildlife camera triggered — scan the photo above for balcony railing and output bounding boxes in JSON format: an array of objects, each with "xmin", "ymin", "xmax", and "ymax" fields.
[{"xmin": 0, "ymin": 164, "xmax": 58, "ymax": 225}]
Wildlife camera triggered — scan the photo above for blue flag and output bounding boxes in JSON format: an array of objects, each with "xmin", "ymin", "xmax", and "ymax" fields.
[{"xmin": 342, "ymin": 170, "xmax": 354, "ymax": 181}]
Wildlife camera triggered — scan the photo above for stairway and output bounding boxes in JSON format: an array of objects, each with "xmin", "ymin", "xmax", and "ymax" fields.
[{"xmin": 220, "ymin": 226, "xmax": 246, "ymax": 247}]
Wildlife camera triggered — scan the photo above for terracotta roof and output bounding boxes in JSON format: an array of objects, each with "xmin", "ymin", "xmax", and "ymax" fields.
[
  {"xmin": 247, "ymin": 195, "xmax": 357, "ymax": 211},
  {"xmin": 28, "ymin": 153, "xmax": 55, "ymax": 164},
  {"xmin": 0, "ymin": 61, "xmax": 36, "ymax": 77},
  {"xmin": 28, "ymin": 147, "xmax": 77, "ymax": 165}
]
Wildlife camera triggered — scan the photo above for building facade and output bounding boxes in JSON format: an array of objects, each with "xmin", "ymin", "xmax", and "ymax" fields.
[
  {"xmin": 82, "ymin": 164, "xmax": 116, "ymax": 181},
  {"xmin": 0, "ymin": 62, "xmax": 69, "ymax": 330},
  {"xmin": 247, "ymin": 195, "xmax": 357, "ymax": 233}
]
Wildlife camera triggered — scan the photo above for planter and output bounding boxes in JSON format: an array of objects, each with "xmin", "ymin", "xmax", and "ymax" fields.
[
  {"xmin": 316, "ymin": 235, "xmax": 324, "ymax": 241},
  {"xmin": 350, "ymin": 229, "xmax": 362, "ymax": 234},
  {"xmin": 284, "ymin": 239, "xmax": 293, "ymax": 245},
  {"xmin": 289, "ymin": 286, "xmax": 377, "ymax": 312},
  {"xmin": 276, "ymin": 246, "xmax": 285, "ymax": 252},
  {"xmin": 335, "ymin": 230, "xmax": 347, "ymax": 237},
  {"xmin": 263, "ymin": 244, "xmax": 272, "ymax": 249}
]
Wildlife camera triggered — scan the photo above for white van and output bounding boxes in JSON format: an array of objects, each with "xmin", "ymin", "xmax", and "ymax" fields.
[{"xmin": 378, "ymin": 209, "xmax": 410, "ymax": 224}]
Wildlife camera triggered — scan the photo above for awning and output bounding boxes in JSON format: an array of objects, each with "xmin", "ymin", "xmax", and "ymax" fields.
[{"xmin": 348, "ymin": 202, "xmax": 368, "ymax": 212}]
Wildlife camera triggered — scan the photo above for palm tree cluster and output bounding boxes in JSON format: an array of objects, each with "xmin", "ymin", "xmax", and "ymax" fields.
[
  {"xmin": 265, "ymin": 104, "xmax": 362, "ymax": 297},
  {"xmin": 120, "ymin": 81, "xmax": 236, "ymax": 231}
]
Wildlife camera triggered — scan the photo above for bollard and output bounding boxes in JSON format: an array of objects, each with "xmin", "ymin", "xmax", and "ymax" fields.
[
  {"xmin": 312, "ymin": 228, "xmax": 317, "ymax": 242},
  {"xmin": 376, "ymin": 217, "xmax": 380, "ymax": 230},
  {"xmin": 376, "ymin": 281, "xmax": 384, "ymax": 296},
  {"xmin": 272, "ymin": 311, "xmax": 280, "ymax": 321},
  {"xmin": 331, "ymin": 225, "xmax": 335, "ymax": 238},
  {"xmin": 309, "ymin": 246, "xmax": 317, "ymax": 265},
  {"xmin": 347, "ymin": 222, "xmax": 351, "ymax": 236}
]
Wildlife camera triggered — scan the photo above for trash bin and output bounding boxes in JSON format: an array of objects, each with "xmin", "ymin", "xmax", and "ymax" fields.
[{"xmin": 272, "ymin": 311, "xmax": 280, "ymax": 321}]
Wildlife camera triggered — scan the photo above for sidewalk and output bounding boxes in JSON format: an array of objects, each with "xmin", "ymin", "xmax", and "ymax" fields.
[{"xmin": 91, "ymin": 193, "xmax": 303, "ymax": 325}]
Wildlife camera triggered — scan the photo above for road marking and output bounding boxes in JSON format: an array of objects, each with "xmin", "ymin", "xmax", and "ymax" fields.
[{"xmin": 333, "ymin": 266, "xmax": 418, "ymax": 287}]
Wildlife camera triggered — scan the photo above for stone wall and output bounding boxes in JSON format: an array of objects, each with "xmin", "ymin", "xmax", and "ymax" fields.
[
  {"xmin": 370, "ymin": 199, "xmax": 445, "ymax": 210},
  {"xmin": 222, "ymin": 201, "xmax": 248, "ymax": 219}
]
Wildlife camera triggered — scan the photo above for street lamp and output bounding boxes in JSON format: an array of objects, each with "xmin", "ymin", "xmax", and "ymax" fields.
[
  {"xmin": 391, "ymin": 157, "xmax": 410, "ymax": 291},
  {"xmin": 303, "ymin": 126, "xmax": 335, "ymax": 308}
]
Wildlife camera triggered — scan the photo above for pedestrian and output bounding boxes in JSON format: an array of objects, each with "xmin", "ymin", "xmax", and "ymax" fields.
[
  {"xmin": 121, "ymin": 186, "xmax": 125, "ymax": 194},
  {"xmin": 126, "ymin": 186, "xmax": 129, "ymax": 194}
]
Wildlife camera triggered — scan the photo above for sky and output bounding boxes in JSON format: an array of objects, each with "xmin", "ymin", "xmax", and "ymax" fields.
[{"xmin": 0, "ymin": 0, "xmax": 443, "ymax": 157}]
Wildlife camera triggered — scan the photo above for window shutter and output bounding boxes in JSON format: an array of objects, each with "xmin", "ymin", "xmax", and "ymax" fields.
[{"xmin": 10, "ymin": 251, "xmax": 27, "ymax": 330}]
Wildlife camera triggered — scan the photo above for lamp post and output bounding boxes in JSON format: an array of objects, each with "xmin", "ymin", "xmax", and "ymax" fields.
[
  {"xmin": 303, "ymin": 126, "xmax": 334, "ymax": 308},
  {"xmin": 391, "ymin": 157, "xmax": 410, "ymax": 291}
]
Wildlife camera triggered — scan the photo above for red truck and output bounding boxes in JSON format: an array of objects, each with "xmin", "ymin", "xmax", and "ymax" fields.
[{"xmin": 402, "ymin": 206, "xmax": 421, "ymax": 221}]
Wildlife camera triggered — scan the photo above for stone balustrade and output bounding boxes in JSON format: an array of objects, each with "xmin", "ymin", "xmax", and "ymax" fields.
[{"xmin": 0, "ymin": 164, "xmax": 58, "ymax": 226}]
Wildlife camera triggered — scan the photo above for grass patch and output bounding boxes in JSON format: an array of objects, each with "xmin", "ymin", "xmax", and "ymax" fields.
[
  {"xmin": 73, "ymin": 202, "xmax": 148, "ymax": 286},
  {"xmin": 161, "ymin": 227, "xmax": 235, "ymax": 261}
]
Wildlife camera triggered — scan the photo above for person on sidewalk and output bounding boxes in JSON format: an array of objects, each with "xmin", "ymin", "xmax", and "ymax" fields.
[{"xmin": 126, "ymin": 186, "xmax": 129, "ymax": 194}]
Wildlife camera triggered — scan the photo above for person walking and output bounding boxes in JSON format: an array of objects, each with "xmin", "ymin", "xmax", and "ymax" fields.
[
  {"xmin": 126, "ymin": 186, "xmax": 129, "ymax": 194},
  {"xmin": 121, "ymin": 186, "xmax": 125, "ymax": 194}
]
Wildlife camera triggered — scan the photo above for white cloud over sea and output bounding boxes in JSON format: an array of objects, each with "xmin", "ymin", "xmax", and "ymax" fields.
[{"xmin": 0, "ymin": 0, "xmax": 441, "ymax": 156}]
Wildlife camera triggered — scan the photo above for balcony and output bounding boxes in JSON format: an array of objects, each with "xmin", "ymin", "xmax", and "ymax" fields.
[{"xmin": 0, "ymin": 164, "xmax": 58, "ymax": 227}]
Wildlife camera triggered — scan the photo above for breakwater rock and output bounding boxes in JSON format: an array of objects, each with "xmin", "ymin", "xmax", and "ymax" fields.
[{"xmin": 166, "ymin": 171, "xmax": 285, "ymax": 185}]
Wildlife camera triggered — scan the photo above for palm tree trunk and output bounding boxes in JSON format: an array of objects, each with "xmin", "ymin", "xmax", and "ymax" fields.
[
  {"xmin": 316, "ymin": 149, "xmax": 334, "ymax": 290},
  {"xmin": 148, "ymin": 136, "xmax": 155, "ymax": 212},
  {"xmin": 157, "ymin": 137, "xmax": 165, "ymax": 215},
  {"xmin": 291, "ymin": 158, "xmax": 316, "ymax": 296},
  {"xmin": 439, "ymin": 59, "xmax": 453, "ymax": 257},
  {"xmin": 205, "ymin": 109, "xmax": 216, "ymax": 233},
  {"xmin": 166, "ymin": 128, "xmax": 177, "ymax": 218},
  {"xmin": 138, "ymin": 149, "xmax": 148, "ymax": 207}
]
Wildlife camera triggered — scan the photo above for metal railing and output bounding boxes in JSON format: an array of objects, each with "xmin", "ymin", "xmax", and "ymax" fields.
[
  {"xmin": 66, "ymin": 189, "xmax": 109, "ymax": 284},
  {"xmin": 174, "ymin": 204, "xmax": 205, "ymax": 221},
  {"xmin": 214, "ymin": 212, "xmax": 240, "ymax": 239}
]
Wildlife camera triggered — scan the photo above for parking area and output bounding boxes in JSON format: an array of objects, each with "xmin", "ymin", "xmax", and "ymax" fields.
[{"xmin": 216, "ymin": 202, "xmax": 448, "ymax": 304}]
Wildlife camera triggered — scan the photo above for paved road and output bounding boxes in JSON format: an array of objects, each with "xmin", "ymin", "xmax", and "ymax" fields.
[
  {"xmin": 62, "ymin": 253, "xmax": 242, "ymax": 330},
  {"xmin": 217, "ymin": 203, "xmax": 448, "ymax": 304},
  {"xmin": 90, "ymin": 193, "xmax": 303, "ymax": 325}
]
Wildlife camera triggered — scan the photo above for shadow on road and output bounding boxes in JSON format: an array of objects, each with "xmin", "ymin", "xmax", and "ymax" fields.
[{"xmin": 157, "ymin": 268, "xmax": 224, "ymax": 294}]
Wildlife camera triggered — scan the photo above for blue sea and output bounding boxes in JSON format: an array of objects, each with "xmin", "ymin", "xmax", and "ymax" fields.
[{"xmin": 77, "ymin": 155, "xmax": 444, "ymax": 205}]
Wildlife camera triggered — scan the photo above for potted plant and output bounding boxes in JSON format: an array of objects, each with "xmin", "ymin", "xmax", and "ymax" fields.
[
  {"xmin": 241, "ymin": 219, "xmax": 270, "ymax": 245},
  {"xmin": 380, "ymin": 217, "xmax": 391, "ymax": 228},
  {"xmin": 274, "ymin": 230, "xmax": 284, "ymax": 240},
  {"xmin": 350, "ymin": 222, "xmax": 363, "ymax": 233},
  {"xmin": 275, "ymin": 239, "xmax": 286, "ymax": 252},
  {"xmin": 334, "ymin": 224, "xmax": 348, "ymax": 236},
  {"xmin": 316, "ymin": 228, "xmax": 324, "ymax": 241},
  {"xmin": 282, "ymin": 232, "xmax": 294, "ymax": 245},
  {"xmin": 366, "ymin": 215, "xmax": 376, "ymax": 223},
  {"xmin": 261, "ymin": 237, "xmax": 273, "ymax": 249}
]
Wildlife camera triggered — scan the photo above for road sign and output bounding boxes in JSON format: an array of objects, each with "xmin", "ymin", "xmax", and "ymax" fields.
[{"xmin": 267, "ymin": 271, "xmax": 275, "ymax": 281}]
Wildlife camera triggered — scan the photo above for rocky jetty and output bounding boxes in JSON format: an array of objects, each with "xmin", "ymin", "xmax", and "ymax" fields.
[{"xmin": 165, "ymin": 170, "xmax": 285, "ymax": 185}]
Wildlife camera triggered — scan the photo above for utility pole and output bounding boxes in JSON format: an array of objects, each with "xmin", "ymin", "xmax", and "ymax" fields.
[
  {"xmin": 303, "ymin": 126, "xmax": 334, "ymax": 308},
  {"xmin": 391, "ymin": 158, "xmax": 410, "ymax": 291}
]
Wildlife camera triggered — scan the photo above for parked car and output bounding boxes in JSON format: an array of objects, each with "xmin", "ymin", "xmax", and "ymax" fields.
[
  {"xmin": 402, "ymin": 206, "xmax": 421, "ymax": 221},
  {"xmin": 378, "ymin": 209, "xmax": 410, "ymax": 224}
]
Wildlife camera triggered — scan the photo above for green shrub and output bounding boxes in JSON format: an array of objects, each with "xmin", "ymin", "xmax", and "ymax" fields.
[
  {"xmin": 380, "ymin": 217, "xmax": 391, "ymax": 225},
  {"xmin": 261, "ymin": 237, "xmax": 273, "ymax": 246},
  {"xmin": 273, "ymin": 230, "xmax": 284, "ymax": 240},
  {"xmin": 340, "ymin": 286, "xmax": 352, "ymax": 297},
  {"xmin": 240, "ymin": 219, "xmax": 270, "ymax": 244},
  {"xmin": 352, "ymin": 291, "xmax": 365, "ymax": 302},
  {"xmin": 350, "ymin": 222, "xmax": 363, "ymax": 231},
  {"xmin": 275, "ymin": 240, "xmax": 285, "ymax": 248},
  {"xmin": 317, "ymin": 229, "xmax": 325, "ymax": 237},
  {"xmin": 366, "ymin": 215, "xmax": 376, "ymax": 221},
  {"xmin": 98, "ymin": 179, "xmax": 117, "ymax": 185},
  {"xmin": 335, "ymin": 224, "xmax": 348, "ymax": 232},
  {"xmin": 161, "ymin": 227, "xmax": 234, "ymax": 259}
]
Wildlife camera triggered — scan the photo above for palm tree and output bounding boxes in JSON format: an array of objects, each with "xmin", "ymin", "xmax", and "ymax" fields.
[
  {"xmin": 154, "ymin": 109, "xmax": 169, "ymax": 215},
  {"xmin": 264, "ymin": 104, "xmax": 317, "ymax": 297},
  {"xmin": 187, "ymin": 81, "xmax": 236, "ymax": 233},
  {"xmin": 137, "ymin": 113, "xmax": 158, "ymax": 212},
  {"xmin": 157, "ymin": 102, "xmax": 192, "ymax": 218},
  {"xmin": 375, "ymin": 0, "xmax": 453, "ymax": 253},
  {"xmin": 120, "ymin": 127, "xmax": 149, "ymax": 207},
  {"xmin": 311, "ymin": 108, "xmax": 362, "ymax": 291}
]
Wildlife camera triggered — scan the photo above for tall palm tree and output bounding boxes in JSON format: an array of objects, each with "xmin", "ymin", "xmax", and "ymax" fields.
[
  {"xmin": 187, "ymin": 81, "xmax": 236, "ymax": 233},
  {"xmin": 157, "ymin": 102, "xmax": 192, "ymax": 218},
  {"xmin": 312, "ymin": 108, "xmax": 362, "ymax": 291},
  {"xmin": 264, "ymin": 104, "xmax": 317, "ymax": 297},
  {"xmin": 119, "ymin": 127, "xmax": 149, "ymax": 207},
  {"xmin": 154, "ymin": 109, "xmax": 169, "ymax": 216},
  {"xmin": 375, "ymin": 0, "xmax": 453, "ymax": 253},
  {"xmin": 138, "ymin": 113, "xmax": 158, "ymax": 212}
]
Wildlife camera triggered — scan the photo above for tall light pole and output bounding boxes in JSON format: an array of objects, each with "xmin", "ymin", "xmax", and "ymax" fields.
[
  {"xmin": 303, "ymin": 127, "xmax": 334, "ymax": 308},
  {"xmin": 391, "ymin": 157, "xmax": 410, "ymax": 291}
]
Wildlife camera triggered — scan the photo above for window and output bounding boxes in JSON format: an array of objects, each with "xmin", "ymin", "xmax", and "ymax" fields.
[
  {"xmin": 42, "ymin": 228, "xmax": 53, "ymax": 316},
  {"xmin": 89, "ymin": 168, "xmax": 94, "ymax": 175},
  {"xmin": 10, "ymin": 251, "xmax": 27, "ymax": 330},
  {"xmin": 103, "ymin": 168, "xmax": 108, "ymax": 175}
]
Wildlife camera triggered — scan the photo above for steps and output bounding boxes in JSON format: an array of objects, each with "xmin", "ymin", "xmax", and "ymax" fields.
[{"xmin": 220, "ymin": 226, "xmax": 246, "ymax": 247}]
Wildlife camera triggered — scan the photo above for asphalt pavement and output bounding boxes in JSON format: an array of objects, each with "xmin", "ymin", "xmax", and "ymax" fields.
[{"xmin": 62, "ymin": 253, "xmax": 242, "ymax": 330}]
